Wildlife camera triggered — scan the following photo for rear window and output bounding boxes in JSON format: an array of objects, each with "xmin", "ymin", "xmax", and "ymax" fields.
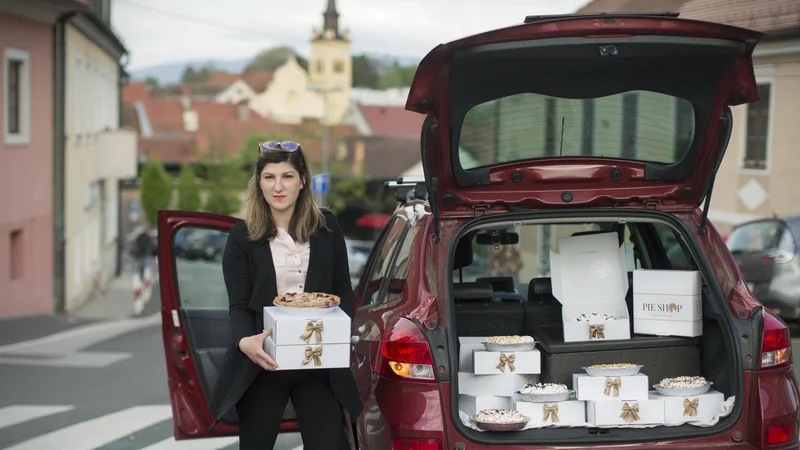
[
  {"xmin": 726, "ymin": 221, "xmax": 783, "ymax": 253},
  {"xmin": 458, "ymin": 91, "xmax": 695, "ymax": 170}
]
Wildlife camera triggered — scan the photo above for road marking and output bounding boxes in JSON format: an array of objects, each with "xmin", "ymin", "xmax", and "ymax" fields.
[
  {"xmin": 0, "ymin": 405, "xmax": 73, "ymax": 431},
  {"xmin": 5, "ymin": 405, "xmax": 172, "ymax": 450},
  {"xmin": 0, "ymin": 351, "xmax": 132, "ymax": 367},
  {"xmin": 140, "ymin": 436, "xmax": 239, "ymax": 449}
]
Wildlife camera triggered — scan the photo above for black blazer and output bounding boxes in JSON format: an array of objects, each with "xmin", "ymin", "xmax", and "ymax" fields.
[{"xmin": 208, "ymin": 210, "xmax": 363, "ymax": 425}]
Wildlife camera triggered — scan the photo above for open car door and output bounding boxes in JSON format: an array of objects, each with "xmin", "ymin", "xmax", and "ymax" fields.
[{"xmin": 157, "ymin": 210, "xmax": 299, "ymax": 440}]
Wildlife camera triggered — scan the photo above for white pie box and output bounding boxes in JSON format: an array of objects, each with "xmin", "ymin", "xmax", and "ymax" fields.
[
  {"xmin": 652, "ymin": 389, "xmax": 725, "ymax": 424},
  {"xmin": 459, "ymin": 394, "xmax": 512, "ymax": 417},
  {"xmin": 632, "ymin": 269, "xmax": 703, "ymax": 337},
  {"xmin": 459, "ymin": 337, "xmax": 488, "ymax": 372},
  {"xmin": 633, "ymin": 269, "xmax": 701, "ymax": 296},
  {"xmin": 458, "ymin": 372, "xmax": 538, "ymax": 397},
  {"xmin": 473, "ymin": 349, "xmax": 541, "ymax": 375},
  {"xmin": 587, "ymin": 398, "xmax": 665, "ymax": 426},
  {"xmin": 263, "ymin": 336, "xmax": 349, "ymax": 371},
  {"xmin": 550, "ymin": 233, "xmax": 631, "ymax": 343},
  {"xmin": 514, "ymin": 400, "xmax": 587, "ymax": 426},
  {"xmin": 263, "ymin": 306, "xmax": 351, "ymax": 346},
  {"xmin": 633, "ymin": 318, "xmax": 702, "ymax": 338},
  {"xmin": 572, "ymin": 373, "xmax": 649, "ymax": 402}
]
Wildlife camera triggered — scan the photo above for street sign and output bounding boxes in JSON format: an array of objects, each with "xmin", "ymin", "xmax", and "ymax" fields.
[{"xmin": 312, "ymin": 174, "xmax": 330, "ymax": 195}]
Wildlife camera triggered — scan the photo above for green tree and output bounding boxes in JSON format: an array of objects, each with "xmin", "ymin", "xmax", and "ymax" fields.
[
  {"xmin": 246, "ymin": 46, "xmax": 308, "ymax": 72},
  {"xmin": 352, "ymin": 54, "xmax": 380, "ymax": 88},
  {"xmin": 177, "ymin": 164, "xmax": 202, "ymax": 211},
  {"xmin": 181, "ymin": 62, "xmax": 218, "ymax": 83},
  {"xmin": 143, "ymin": 76, "xmax": 159, "ymax": 88},
  {"xmin": 377, "ymin": 62, "xmax": 418, "ymax": 89},
  {"xmin": 200, "ymin": 137, "xmax": 243, "ymax": 215},
  {"xmin": 328, "ymin": 173, "xmax": 368, "ymax": 214},
  {"xmin": 139, "ymin": 157, "xmax": 173, "ymax": 225}
]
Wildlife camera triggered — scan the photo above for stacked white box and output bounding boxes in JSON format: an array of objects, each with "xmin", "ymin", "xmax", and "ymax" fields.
[
  {"xmin": 587, "ymin": 398, "xmax": 666, "ymax": 426},
  {"xmin": 459, "ymin": 394, "xmax": 512, "ymax": 417},
  {"xmin": 633, "ymin": 269, "xmax": 703, "ymax": 337},
  {"xmin": 550, "ymin": 233, "xmax": 631, "ymax": 342},
  {"xmin": 262, "ymin": 306, "xmax": 351, "ymax": 370},
  {"xmin": 473, "ymin": 349, "xmax": 541, "ymax": 375},
  {"xmin": 514, "ymin": 400, "xmax": 587, "ymax": 427},
  {"xmin": 572, "ymin": 373, "xmax": 649, "ymax": 402}
]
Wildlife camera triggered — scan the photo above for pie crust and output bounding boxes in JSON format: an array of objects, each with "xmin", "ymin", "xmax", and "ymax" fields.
[{"xmin": 273, "ymin": 292, "xmax": 341, "ymax": 308}]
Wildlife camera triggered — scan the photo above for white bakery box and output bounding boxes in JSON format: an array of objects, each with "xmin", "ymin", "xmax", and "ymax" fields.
[
  {"xmin": 652, "ymin": 389, "xmax": 725, "ymax": 424},
  {"xmin": 458, "ymin": 372, "xmax": 539, "ymax": 397},
  {"xmin": 459, "ymin": 394, "xmax": 512, "ymax": 417},
  {"xmin": 572, "ymin": 373, "xmax": 649, "ymax": 402},
  {"xmin": 473, "ymin": 349, "xmax": 541, "ymax": 375},
  {"xmin": 262, "ymin": 306, "xmax": 351, "ymax": 370},
  {"xmin": 633, "ymin": 269, "xmax": 703, "ymax": 337},
  {"xmin": 550, "ymin": 233, "xmax": 631, "ymax": 342},
  {"xmin": 587, "ymin": 398, "xmax": 665, "ymax": 426},
  {"xmin": 514, "ymin": 400, "xmax": 587, "ymax": 427}
]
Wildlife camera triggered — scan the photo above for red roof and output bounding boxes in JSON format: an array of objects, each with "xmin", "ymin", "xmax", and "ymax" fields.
[
  {"xmin": 358, "ymin": 104, "xmax": 425, "ymax": 138},
  {"xmin": 122, "ymin": 82, "xmax": 150, "ymax": 104},
  {"xmin": 206, "ymin": 70, "xmax": 274, "ymax": 92}
]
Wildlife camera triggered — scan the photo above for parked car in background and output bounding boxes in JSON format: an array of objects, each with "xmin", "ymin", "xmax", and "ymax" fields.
[
  {"xmin": 346, "ymin": 238, "xmax": 374, "ymax": 287},
  {"xmin": 728, "ymin": 216, "xmax": 800, "ymax": 322}
]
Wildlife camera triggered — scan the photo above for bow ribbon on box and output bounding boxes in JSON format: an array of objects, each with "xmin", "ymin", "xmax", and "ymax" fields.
[
  {"xmin": 603, "ymin": 377, "xmax": 621, "ymax": 397},
  {"xmin": 683, "ymin": 398, "xmax": 699, "ymax": 417},
  {"xmin": 299, "ymin": 320, "xmax": 324, "ymax": 344},
  {"xmin": 302, "ymin": 346, "xmax": 323, "ymax": 367},
  {"xmin": 619, "ymin": 402, "xmax": 640, "ymax": 423},
  {"xmin": 542, "ymin": 404, "xmax": 560, "ymax": 423},
  {"xmin": 495, "ymin": 353, "xmax": 516, "ymax": 373},
  {"xmin": 589, "ymin": 325, "xmax": 605, "ymax": 340}
]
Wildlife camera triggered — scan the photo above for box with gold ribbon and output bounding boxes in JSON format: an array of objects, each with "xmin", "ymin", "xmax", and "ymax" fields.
[
  {"xmin": 654, "ymin": 390, "xmax": 724, "ymax": 425},
  {"xmin": 572, "ymin": 373, "xmax": 649, "ymax": 402},
  {"xmin": 586, "ymin": 398, "xmax": 665, "ymax": 426},
  {"xmin": 263, "ymin": 335, "xmax": 350, "ymax": 370},
  {"xmin": 514, "ymin": 400, "xmax": 587, "ymax": 427},
  {"xmin": 263, "ymin": 306, "xmax": 351, "ymax": 346},
  {"xmin": 473, "ymin": 349, "xmax": 541, "ymax": 375}
]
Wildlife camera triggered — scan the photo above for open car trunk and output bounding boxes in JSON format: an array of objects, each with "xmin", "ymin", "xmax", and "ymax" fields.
[{"xmin": 448, "ymin": 210, "xmax": 745, "ymax": 445}]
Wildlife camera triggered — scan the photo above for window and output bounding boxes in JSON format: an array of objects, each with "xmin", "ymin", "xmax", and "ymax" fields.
[
  {"xmin": 359, "ymin": 216, "xmax": 408, "ymax": 308},
  {"xmin": 384, "ymin": 220, "xmax": 422, "ymax": 303},
  {"xmin": 172, "ymin": 226, "xmax": 230, "ymax": 308},
  {"xmin": 459, "ymin": 91, "xmax": 696, "ymax": 170},
  {"xmin": 333, "ymin": 60, "xmax": 345, "ymax": 73},
  {"xmin": 726, "ymin": 220, "xmax": 783, "ymax": 254},
  {"xmin": 4, "ymin": 48, "xmax": 30, "ymax": 145},
  {"xmin": 651, "ymin": 223, "xmax": 692, "ymax": 270},
  {"xmin": 316, "ymin": 60, "xmax": 324, "ymax": 73},
  {"xmin": 10, "ymin": 229, "xmax": 23, "ymax": 279},
  {"xmin": 743, "ymin": 83, "xmax": 771, "ymax": 170}
]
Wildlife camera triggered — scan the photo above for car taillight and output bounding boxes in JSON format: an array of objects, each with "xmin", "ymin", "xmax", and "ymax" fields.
[
  {"xmin": 763, "ymin": 250, "xmax": 794, "ymax": 264},
  {"xmin": 761, "ymin": 311, "xmax": 792, "ymax": 369},
  {"xmin": 376, "ymin": 318, "xmax": 436, "ymax": 382},
  {"xmin": 392, "ymin": 438, "xmax": 441, "ymax": 450},
  {"xmin": 766, "ymin": 423, "xmax": 797, "ymax": 445}
]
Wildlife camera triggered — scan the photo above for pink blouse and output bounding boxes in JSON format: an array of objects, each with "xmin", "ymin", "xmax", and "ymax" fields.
[{"xmin": 269, "ymin": 228, "xmax": 310, "ymax": 295}]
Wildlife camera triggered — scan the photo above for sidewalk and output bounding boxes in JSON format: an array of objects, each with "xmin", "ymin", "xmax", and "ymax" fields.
[{"xmin": 73, "ymin": 262, "xmax": 159, "ymax": 320}]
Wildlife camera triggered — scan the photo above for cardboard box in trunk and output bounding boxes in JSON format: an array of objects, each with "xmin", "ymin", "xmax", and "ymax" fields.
[
  {"xmin": 514, "ymin": 400, "xmax": 587, "ymax": 427},
  {"xmin": 572, "ymin": 373, "xmax": 649, "ymax": 401},
  {"xmin": 473, "ymin": 349, "xmax": 541, "ymax": 375},
  {"xmin": 458, "ymin": 336, "xmax": 488, "ymax": 372},
  {"xmin": 550, "ymin": 233, "xmax": 631, "ymax": 343},
  {"xmin": 653, "ymin": 390, "xmax": 725, "ymax": 424},
  {"xmin": 633, "ymin": 269, "xmax": 703, "ymax": 337},
  {"xmin": 587, "ymin": 398, "xmax": 665, "ymax": 426},
  {"xmin": 459, "ymin": 394, "xmax": 512, "ymax": 417},
  {"xmin": 458, "ymin": 372, "xmax": 538, "ymax": 396}
]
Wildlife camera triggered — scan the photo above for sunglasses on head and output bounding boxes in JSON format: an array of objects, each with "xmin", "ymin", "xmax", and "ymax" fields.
[{"xmin": 258, "ymin": 141, "xmax": 301, "ymax": 153}]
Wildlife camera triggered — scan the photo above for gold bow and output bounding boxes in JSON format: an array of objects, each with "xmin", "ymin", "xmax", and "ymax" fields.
[
  {"xmin": 302, "ymin": 346, "xmax": 323, "ymax": 367},
  {"xmin": 589, "ymin": 325, "xmax": 605, "ymax": 339},
  {"xmin": 496, "ymin": 353, "xmax": 516, "ymax": 373},
  {"xmin": 299, "ymin": 320, "xmax": 324, "ymax": 344},
  {"xmin": 683, "ymin": 398, "xmax": 699, "ymax": 417},
  {"xmin": 619, "ymin": 402, "xmax": 640, "ymax": 423},
  {"xmin": 542, "ymin": 404, "xmax": 560, "ymax": 423},
  {"xmin": 603, "ymin": 377, "xmax": 621, "ymax": 397}
]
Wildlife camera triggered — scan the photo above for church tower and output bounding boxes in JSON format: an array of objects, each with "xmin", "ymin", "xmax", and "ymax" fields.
[{"xmin": 309, "ymin": 0, "xmax": 351, "ymax": 125}]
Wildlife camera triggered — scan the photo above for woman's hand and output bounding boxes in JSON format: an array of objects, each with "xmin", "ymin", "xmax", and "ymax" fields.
[{"xmin": 238, "ymin": 327, "xmax": 279, "ymax": 371}]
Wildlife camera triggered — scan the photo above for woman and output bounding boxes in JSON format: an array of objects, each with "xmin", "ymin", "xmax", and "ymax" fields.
[{"xmin": 208, "ymin": 141, "xmax": 362, "ymax": 450}]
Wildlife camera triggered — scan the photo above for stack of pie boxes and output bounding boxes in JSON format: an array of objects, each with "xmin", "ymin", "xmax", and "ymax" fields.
[
  {"xmin": 457, "ymin": 337, "xmax": 541, "ymax": 417},
  {"xmin": 262, "ymin": 305, "xmax": 351, "ymax": 370},
  {"xmin": 574, "ymin": 368, "xmax": 665, "ymax": 426}
]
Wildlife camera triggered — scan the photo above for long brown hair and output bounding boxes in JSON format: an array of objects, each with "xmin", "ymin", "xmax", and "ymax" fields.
[{"xmin": 244, "ymin": 145, "xmax": 328, "ymax": 243}]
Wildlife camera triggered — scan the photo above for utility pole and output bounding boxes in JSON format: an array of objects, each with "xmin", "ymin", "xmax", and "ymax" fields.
[{"xmin": 307, "ymin": 85, "xmax": 342, "ymax": 207}]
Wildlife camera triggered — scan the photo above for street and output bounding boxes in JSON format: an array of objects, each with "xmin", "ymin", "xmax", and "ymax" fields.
[{"xmin": 0, "ymin": 288, "xmax": 302, "ymax": 450}]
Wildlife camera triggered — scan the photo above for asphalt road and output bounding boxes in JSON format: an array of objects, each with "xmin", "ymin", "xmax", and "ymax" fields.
[{"xmin": 0, "ymin": 289, "xmax": 303, "ymax": 450}]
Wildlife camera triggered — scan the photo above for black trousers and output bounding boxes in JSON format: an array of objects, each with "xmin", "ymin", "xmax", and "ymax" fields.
[{"xmin": 236, "ymin": 369, "xmax": 349, "ymax": 450}]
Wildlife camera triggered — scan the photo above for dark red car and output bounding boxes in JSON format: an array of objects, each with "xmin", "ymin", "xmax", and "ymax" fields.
[{"xmin": 157, "ymin": 13, "xmax": 799, "ymax": 450}]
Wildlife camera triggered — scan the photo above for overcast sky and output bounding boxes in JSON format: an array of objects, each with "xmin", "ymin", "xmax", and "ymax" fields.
[{"xmin": 111, "ymin": 0, "xmax": 591, "ymax": 70}]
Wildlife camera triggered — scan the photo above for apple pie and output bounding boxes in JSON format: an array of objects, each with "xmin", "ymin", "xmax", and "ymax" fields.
[{"xmin": 273, "ymin": 292, "xmax": 341, "ymax": 308}]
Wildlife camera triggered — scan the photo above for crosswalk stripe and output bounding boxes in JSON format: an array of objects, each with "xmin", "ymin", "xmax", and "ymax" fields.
[
  {"xmin": 140, "ymin": 436, "xmax": 239, "ymax": 450},
  {"xmin": 5, "ymin": 405, "xmax": 172, "ymax": 450},
  {"xmin": 0, "ymin": 405, "xmax": 74, "ymax": 431}
]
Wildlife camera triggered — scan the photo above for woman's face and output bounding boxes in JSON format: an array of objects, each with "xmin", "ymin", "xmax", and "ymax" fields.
[{"xmin": 259, "ymin": 162, "xmax": 305, "ymax": 215}]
